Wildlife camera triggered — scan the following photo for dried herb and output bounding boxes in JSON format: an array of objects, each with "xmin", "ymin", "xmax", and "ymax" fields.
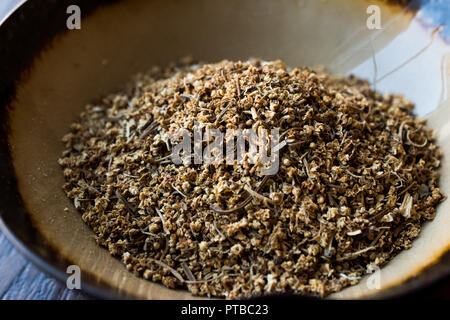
[{"xmin": 59, "ymin": 58, "xmax": 444, "ymax": 298}]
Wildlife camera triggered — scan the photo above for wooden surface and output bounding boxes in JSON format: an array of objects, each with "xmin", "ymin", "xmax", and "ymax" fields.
[{"xmin": 0, "ymin": 232, "xmax": 89, "ymax": 300}]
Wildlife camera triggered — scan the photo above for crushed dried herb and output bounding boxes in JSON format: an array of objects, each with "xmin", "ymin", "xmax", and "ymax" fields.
[{"xmin": 59, "ymin": 58, "xmax": 444, "ymax": 298}]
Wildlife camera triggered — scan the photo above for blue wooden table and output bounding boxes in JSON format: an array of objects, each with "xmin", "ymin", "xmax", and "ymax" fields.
[{"xmin": 0, "ymin": 232, "xmax": 89, "ymax": 300}]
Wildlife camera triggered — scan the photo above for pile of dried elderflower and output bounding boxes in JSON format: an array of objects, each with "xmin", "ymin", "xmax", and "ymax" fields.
[{"xmin": 59, "ymin": 59, "xmax": 444, "ymax": 298}]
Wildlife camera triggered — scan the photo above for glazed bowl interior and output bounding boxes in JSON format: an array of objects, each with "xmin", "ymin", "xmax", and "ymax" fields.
[{"xmin": 3, "ymin": 0, "xmax": 450, "ymax": 299}]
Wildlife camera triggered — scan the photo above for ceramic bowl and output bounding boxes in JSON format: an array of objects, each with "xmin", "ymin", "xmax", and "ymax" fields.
[{"xmin": 1, "ymin": 0, "xmax": 450, "ymax": 299}]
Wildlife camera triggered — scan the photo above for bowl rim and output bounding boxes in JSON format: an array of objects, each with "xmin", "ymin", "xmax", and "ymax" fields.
[{"xmin": 0, "ymin": 0, "xmax": 125, "ymax": 300}]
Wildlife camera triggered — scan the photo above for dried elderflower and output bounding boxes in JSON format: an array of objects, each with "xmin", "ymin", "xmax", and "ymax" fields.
[{"xmin": 59, "ymin": 58, "xmax": 444, "ymax": 299}]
